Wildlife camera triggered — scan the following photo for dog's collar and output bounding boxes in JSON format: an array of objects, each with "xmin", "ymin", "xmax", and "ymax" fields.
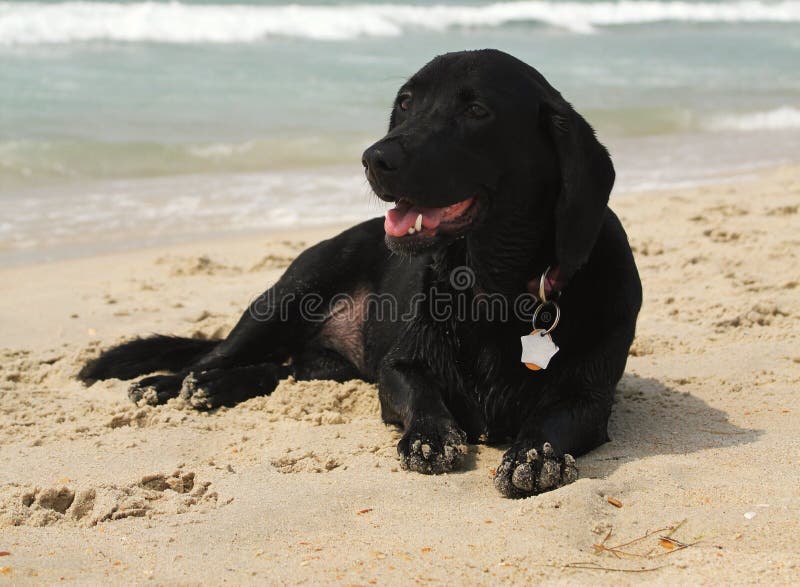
[{"xmin": 526, "ymin": 265, "xmax": 566, "ymax": 301}]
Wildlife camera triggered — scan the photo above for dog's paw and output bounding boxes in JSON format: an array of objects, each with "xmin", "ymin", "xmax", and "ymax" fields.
[
  {"xmin": 179, "ymin": 371, "xmax": 217, "ymax": 410},
  {"xmin": 128, "ymin": 374, "xmax": 183, "ymax": 406},
  {"xmin": 178, "ymin": 365, "xmax": 281, "ymax": 410},
  {"xmin": 493, "ymin": 441, "xmax": 578, "ymax": 498},
  {"xmin": 397, "ymin": 420, "xmax": 468, "ymax": 475}
]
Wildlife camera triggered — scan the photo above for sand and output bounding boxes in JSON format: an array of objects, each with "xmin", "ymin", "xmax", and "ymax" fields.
[{"xmin": 1, "ymin": 165, "xmax": 798, "ymax": 585}]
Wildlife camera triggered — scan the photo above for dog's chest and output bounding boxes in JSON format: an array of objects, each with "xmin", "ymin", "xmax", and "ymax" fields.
[{"xmin": 426, "ymin": 315, "xmax": 541, "ymax": 434}]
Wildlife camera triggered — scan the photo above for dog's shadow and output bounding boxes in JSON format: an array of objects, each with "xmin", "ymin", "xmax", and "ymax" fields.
[{"xmin": 580, "ymin": 373, "xmax": 761, "ymax": 479}]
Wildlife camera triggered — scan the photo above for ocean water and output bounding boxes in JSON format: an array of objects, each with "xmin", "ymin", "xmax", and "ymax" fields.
[{"xmin": 1, "ymin": 0, "xmax": 799, "ymax": 265}]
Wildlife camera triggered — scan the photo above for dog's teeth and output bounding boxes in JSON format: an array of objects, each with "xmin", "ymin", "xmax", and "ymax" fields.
[
  {"xmin": 415, "ymin": 213, "xmax": 423, "ymax": 232},
  {"xmin": 407, "ymin": 227, "xmax": 416, "ymax": 235}
]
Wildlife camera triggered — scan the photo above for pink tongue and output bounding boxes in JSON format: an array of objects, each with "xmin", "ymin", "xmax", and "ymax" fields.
[{"xmin": 384, "ymin": 201, "xmax": 444, "ymax": 237}]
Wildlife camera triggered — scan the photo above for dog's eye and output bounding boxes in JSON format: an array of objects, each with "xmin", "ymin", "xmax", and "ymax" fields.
[
  {"xmin": 397, "ymin": 94, "xmax": 412, "ymax": 111},
  {"xmin": 465, "ymin": 103, "xmax": 489, "ymax": 119}
]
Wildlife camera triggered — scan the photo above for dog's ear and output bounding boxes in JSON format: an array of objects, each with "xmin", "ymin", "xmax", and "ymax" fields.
[{"xmin": 542, "ymin": 99, "xmax": 615, "ymax": 279}]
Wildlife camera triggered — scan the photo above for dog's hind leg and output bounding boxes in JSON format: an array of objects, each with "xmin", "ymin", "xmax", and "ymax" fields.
[
  {"xmin": 126, "ymin": 364, "xmax": 286, "ymax": 409},
  {"xmin": 119, "ymin": 272, "xmax": 356, "ymax": 407},
  {"xmin": 179, "ymin": 347, "xmax": 361, "ymax": 410},
  {"xmin": 291, "ymin": 346, "xmax": 364, "ymax": 382},
  {"xmin": 177, "ymin": 221, "xmax": 388, "ymax": 377},
  {"xmin": 127, "ymin": 373, "xmax": 186, "ymax": 405},
  {"xmin": 109, "ymin": 293, "xmax": 301, "ymax": 407},
  {"xmin": 178, "ymin": 363, "xmax": 290, "ymax": 409},
  {"xmin": 164, "ymin": 227, "xmax": 386, "ymax": 406},
  {"xmin": 87, "ymin": 219, "xmax": 386, "ymax": 405}
]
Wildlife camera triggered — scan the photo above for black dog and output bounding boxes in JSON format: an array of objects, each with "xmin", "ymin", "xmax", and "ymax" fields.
[{"xmin": 80, "ymin": 50, "xmax": 641, "ymax": 498}]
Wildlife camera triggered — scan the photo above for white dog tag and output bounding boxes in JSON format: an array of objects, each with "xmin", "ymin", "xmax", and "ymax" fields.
[{"xmin": 520, "ymin": 329, "xmax": 559, "ymax": 371}]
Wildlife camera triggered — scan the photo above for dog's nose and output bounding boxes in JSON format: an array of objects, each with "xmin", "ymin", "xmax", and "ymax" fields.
[{"xmin": 362, "ymin": 141, "xmax": 403, "ymax": 177}]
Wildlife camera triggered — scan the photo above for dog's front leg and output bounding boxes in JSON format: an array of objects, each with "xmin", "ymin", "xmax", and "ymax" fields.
[
  {"xmin": 379, "ymin": 362, "xmax": 468, "ymax": 474},
  {"xmin": 493, "ymin": 393, "xmax": 613, "ymax": 498}
]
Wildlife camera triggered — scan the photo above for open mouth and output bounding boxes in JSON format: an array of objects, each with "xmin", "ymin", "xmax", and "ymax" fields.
[{"xmin": 384, "ymin": 197, "xmax": 477, "ymax": 239}]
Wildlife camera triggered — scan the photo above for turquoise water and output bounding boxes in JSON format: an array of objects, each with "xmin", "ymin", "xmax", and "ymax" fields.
[{"xmin": 1, "ymin": 1, "xmax": 799, "ymax": 264}]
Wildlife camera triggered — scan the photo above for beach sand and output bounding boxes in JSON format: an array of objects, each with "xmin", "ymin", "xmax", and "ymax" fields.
[{"xmin": 1, "ymin": 165, "xmax": 798, "ymax": 585}]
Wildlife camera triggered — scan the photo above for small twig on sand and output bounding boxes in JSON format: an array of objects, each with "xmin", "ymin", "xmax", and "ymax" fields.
[
  {"xmin": 593, "ymin": 526, "xmax": 669, "ymax": 557},
  {"xmin": 590, "ymin": 519, "xmax": 696, "ymax": 561},
  {"xmin": 563, "ymin": 561, "xmax": 665, "ymax": 573}
]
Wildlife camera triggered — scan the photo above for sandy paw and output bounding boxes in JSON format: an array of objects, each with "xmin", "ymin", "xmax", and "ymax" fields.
[
  {"xmin": 493, "ymin": 442, "xmax": 578, "ymax": 498},
  {"xmin": 179, "ymin": 372, "xmax": 216, "ymax": 410},
  {"xmin": 128, "ymin": 374, "xmax": 182, "ymax": 406},
  {"xmin": 397, "ymin": 421, "xmax": 467, "ymax": 475}
]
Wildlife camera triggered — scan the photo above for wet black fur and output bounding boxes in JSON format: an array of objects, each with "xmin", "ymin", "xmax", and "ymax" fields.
[{"xmin": 79, "ymin": 50, "xmax": 642, "ymax": 497}]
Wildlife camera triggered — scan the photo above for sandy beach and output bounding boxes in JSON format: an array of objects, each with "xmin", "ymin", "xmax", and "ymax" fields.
[{"xmin": 1, "ymin": 164, "xmax": 798, "ymax": 585}]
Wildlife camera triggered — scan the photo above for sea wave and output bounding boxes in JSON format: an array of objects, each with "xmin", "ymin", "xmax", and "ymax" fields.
[
  {"xmin": 0, "ymin": 136, "xmax": 369, "ymax": 188},
  {"xmin": 1, "ymin": 1, "xmax": 799, "ymax": 44},
  {"xmin": 707, "ymin": 106, "xmax": 800, "ymax": 131},
  {"xmin": 0, "ymin": 167, "xmax": 378, "ymax": 265}
]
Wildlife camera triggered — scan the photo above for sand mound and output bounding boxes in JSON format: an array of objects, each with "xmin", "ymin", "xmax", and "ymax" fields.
[{"xmin": 1, "ymin": 470, "xmax": 219, "ymax": 528}]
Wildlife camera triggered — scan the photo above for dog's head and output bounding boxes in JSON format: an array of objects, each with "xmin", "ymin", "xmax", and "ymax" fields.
[{"xmin": 363, "ymin": 49, "xmax": 614, "ymax": 278}]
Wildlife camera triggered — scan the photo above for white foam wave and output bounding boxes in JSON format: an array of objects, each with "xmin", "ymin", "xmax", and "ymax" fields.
[
  {"xmin": 1, "ymin": 1, "xmax": 800, "ymax": 44},
  {"xmin": 188, "ymin": 141, "xmax": 255, "ymax": 159},
  {"xmin": 708, "ymin": 106, "xmax": 800, "ymax": 131}
]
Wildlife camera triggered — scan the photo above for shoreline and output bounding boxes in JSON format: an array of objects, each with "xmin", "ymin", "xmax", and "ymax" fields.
[
  {"xmin": 0, "ymin": 162, "xmax": 798, "ymax": 584},
  {"xmin": 3, "ymin": 149, "xmax": 799, "ymax": 269},
  {"xmin": 0, "ymin": 221, "xmax": 353, "ymax": 271}
]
